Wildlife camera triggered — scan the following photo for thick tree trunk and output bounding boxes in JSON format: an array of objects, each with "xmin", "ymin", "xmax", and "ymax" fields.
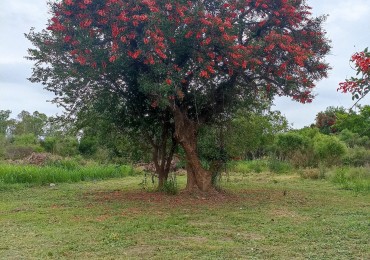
[{"xmin": 173, "ymin": 106, "xmax": 213, "ymax": 192}]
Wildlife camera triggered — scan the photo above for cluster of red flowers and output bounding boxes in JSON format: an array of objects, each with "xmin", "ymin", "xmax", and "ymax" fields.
[
  {"xmin": 338, "ymin": 50, "xmax": 370, "ymax": 99},
  {"xmin": 44, "ymin": 0, "xmax": 329, "ymax": 104}
]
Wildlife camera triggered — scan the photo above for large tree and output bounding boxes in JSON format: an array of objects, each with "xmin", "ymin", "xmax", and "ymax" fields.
[{"xmin": 27, "ymin": 0, "xmax": 330, "ymax": 191}]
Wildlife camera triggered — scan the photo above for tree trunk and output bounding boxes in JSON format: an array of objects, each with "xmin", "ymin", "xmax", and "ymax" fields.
[
  {"xmin": 172, "ymin": 106, "xmax": 213, "ymax": 192},
  {"xmin": 148, "ymin": 121, "xmax": 177, "ymax": 191}
]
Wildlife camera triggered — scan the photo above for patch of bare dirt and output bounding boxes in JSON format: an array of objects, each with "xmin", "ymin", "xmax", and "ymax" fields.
[
  {"xmin": 83, "ymin": 188, "xmax": 307, "ymax": 207},
  {"xmin": 82, "ymin": 189, "xmax": 240, "ymax": 209}
]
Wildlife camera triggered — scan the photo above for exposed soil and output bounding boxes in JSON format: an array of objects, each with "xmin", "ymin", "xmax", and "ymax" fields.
[{"xmin": 81, "ymin": 188, "xmax": 305, "ymax": 210}]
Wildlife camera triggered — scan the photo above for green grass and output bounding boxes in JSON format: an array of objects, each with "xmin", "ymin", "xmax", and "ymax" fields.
[
  {"xmin": 327, "ymin": 166, "xmax": 370, "ymax": 193},
  {"xmin": 229, "ymin": 159, "xmax": 268, "ymax": 174},
  {"xmin": 0, "ymin": 170, "xmax": 369, "ymax": 259},
  {"xmin": 0, "ymin": 163, "xmax": 137, "ymax": 186}
]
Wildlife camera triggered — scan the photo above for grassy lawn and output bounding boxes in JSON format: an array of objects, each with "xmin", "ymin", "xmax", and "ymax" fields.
[{"xmin": 0, "ymin": 171, "xmax": 369, "ymax": 259}]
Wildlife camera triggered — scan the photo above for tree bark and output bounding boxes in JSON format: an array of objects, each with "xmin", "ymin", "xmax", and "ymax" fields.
[
  {"xmin": 172, "ymin": 105, "xmax": 213, "ymax": 192},
  {"xmin": 146, "ymin": 121, "xmax": 177, "ymax": 190}
]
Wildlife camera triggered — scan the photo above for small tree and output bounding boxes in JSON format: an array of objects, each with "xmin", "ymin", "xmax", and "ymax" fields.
[
  {"xmin": 0, "ymin": 110, "xmax": 11, "ymax": 136},
  {"xmin": 27, "ymin": 0, "xmax": 330, "ymax": 191}
]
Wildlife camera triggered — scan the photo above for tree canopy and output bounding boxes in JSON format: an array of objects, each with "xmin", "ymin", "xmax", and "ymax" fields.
[{"xmin": 27, "ymin": 0, "xmax": 331, "ymax": 191}]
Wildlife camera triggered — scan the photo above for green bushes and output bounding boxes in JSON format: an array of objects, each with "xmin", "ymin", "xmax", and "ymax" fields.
[
  {"xmin": 273, "ymin": 132, "xmax": 314, "ymax": 167},
  {"xmin": 272, "ymin": 130, "xmax": 347, "ymax": 168},
  {"xmin": 313, "ymin": 134, "xmax": 347, "ymax": 166},
  {"xmin": 343, "ymin": 147, "xmax": 370, "ymax": 167},
  {"xmin": 229, "ymin": 160, "xmax": 268, "ymax": 174}
]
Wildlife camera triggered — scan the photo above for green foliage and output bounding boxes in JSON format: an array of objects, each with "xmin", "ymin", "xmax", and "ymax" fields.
[
  {"xmin": 334, "ymin": 105, "xmax": 370, "ymax": 138},
  {"xmin": 338, "ymin": 129, "xmax": 370, "ymax": 148},
  {"xmin": 342, "ymin": 146, "xmax": 370, "ymax": 167},
  {"xmin": 0, "ymin": 135, "xmax": 6, "ymax": 158},
  {"xmin": 13, "ymin": 110, "xmax": 48, "ymax": 136},
  {"xmin": 328, "ymin": 167, "xmax": 370, "ymax": 193},
  {"xmin": 268, "ymin": 159, "xmax": 293, "ymax": 174},
  {"xmin": 54, "ymin": 136, "xmax": 79, "ymax": 157},
  {"xmin": 226, "ymin": 110, "xmax": 289, "ymax": 160},
  {"xmin": 229, "ymin": 160, "xmax": 268, "ymax": 174},
  {"xmin": 41, "ymin": 136, "xmax": 57, "ymax": 153},
  {"xmin": 313, "ymin": 134, "xmax": 347, "ymax": 166},
  {"xmin": 13, "ymin": 133, "xmax": 38, "ymax": 146},
  {"xmin": 0, "ymin": 110, "xmax": 11, "ymax": 135},
  {"xmin": 161, "ymin": 175, "xmax": 178, "ymax": 195},
  {"xmin": 273, "ymin": 132, "xmax": 314, "ymax": 167},
  {"xmin": 78, "ymin": 135, "xmax": 98, "ymax": 156}
]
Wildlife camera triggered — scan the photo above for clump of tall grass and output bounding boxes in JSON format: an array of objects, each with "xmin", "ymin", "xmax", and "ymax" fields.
[
  {"xmin": 268, "ymin": 159, "xmax": 293, "ymax": 174},
  {"xmin": 0, "ymin": 163, "xmax": 137, "ymax": 185},
  {"xmin": 229, "ymin": 160, "xmax": 268, "ymax": 174},
  {"xmin": 327, "ymin": 167, "xmax": 370, "ymax": 193}
]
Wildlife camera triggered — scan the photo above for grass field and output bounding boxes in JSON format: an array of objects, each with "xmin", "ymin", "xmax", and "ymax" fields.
[{"xmin": 0, "ymin": 170, "xmax": 369, "ymax": 259}]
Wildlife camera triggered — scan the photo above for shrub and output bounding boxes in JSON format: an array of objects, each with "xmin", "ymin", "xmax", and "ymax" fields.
[
  {"xmin": 230, "ymin": 160, "xmax": 267, "ymax": 174},
  {"xmin": 13, "ymin": 134, "xmax": 38, "ymax": 146},
  {"xmin": 272, "ymin": 132, "xmax": 315, "ymax": 167},
  {"xmin": 313, "ymin": 134, "xmax": 347, "ymax": 166},
  {"xmin": 161, "ymin": 175, "xmax": 178, "ymax": 195},
  {"xmin": 41, "ymin": 136, "xmax": 57, "ymax": 153},
  {"xmin": 343, "ymin": 147, "xmax": 370, "ymax": 167},
  {"xmin": 54, "ymin": 137, "xmax": 79, "ymax": 157}
]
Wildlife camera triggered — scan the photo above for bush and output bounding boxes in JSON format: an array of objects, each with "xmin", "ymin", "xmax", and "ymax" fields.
[
  {"xmin": 313, "ymin": 134, "xmax": 347, "ymax": 166},
  {"xmin": 230, "ymin": 160, "xmax": 267, "ymax": 174},
  {"xmin": 54, "ymin": 137, "xmax": 79, "ymax": 157},
  {"xmin": 343, "ymin": 147, "xmax": 370, "ymax": 167},
  {"xmin": 13, "ymin": 134, "xmax": 38, "ymax": 146},
  {"xmin": 161, "ymin": 175, "xmax": 178, "ymax": 195},
  {"xmin": 41, "ymin": 136, "xmax": 57, "ymax": 153},
  {"xmin": 272, "ymin": 132, "xmax": 315, "ymax": 167}
]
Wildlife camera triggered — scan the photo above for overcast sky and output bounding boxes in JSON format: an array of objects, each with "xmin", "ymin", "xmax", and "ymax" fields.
[{"xmin": 0, "ymin": 0, "xmax": 369, "ymax": 127}]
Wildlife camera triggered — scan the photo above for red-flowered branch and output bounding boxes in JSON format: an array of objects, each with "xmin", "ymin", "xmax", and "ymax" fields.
[{"xmin": 338, "ymin": 48, "xmax": 370, "ymax": 106}]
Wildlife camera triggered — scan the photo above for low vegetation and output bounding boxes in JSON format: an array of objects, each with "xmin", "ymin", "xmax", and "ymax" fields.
[{"xmin": 1, "ymin": 169, "xmax": 369, "ymax": 259}]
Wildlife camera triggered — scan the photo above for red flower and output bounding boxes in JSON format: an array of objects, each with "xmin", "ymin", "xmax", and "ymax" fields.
[
  {"xmin": 76, "ymin": 56, "xmax": 86, "ymax": 65},
  {"xmin": 109, "ymin": 55, "xmax": 117, "ymax": 63},
  {"xmin": 128, "ymin": 50, "xmax": 141, "ymax": 59},
  {"xmin": 80, "ymin": 19, "xmax": 92, "ymax": 28},
  {"xmin": 64, "ymin": 35, "xmax": 72, "ymax": 43},
  {"xmin": 64, "ymin": 0, "xmax": 73, "ymax": 6},
  {"xmin": 200, "ymin": 70, "xmax": 209, "ymax": 78}
]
